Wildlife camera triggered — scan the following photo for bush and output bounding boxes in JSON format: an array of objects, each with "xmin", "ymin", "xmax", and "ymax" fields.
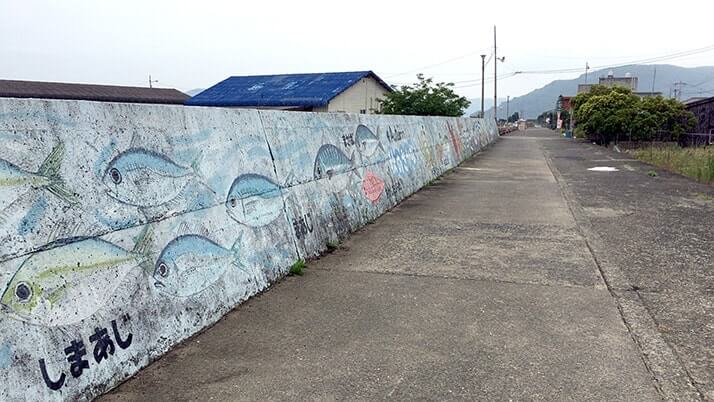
[{"xmin": 572, "ymin": 85, "xmax": 696, "ymax": 145}]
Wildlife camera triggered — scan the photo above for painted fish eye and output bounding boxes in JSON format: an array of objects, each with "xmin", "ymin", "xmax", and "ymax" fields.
[
  {"xmin": 157, "ymin": 262, "xmax": 169, "ymax": 278},
  {"xmin": 15, "ymin": 282, "xmax": 32, "ymax": 302},
  {"xmin": 109, "ymin": 168, "xmax": 122, "ymax": 184},
  {"xmin": 230, "ymin": 197, "xmax": 237, "ymax": 208}
]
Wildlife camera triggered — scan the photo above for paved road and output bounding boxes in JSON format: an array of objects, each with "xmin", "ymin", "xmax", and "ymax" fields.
[{"xmin": 101, "ymin": 129, "xmax": 712, "ymax": 401}]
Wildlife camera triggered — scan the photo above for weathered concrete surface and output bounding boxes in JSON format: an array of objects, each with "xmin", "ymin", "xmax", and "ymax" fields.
[
  {"xmin": 100, "ymin": 129, "xmax": 672, "ymax": 401},
  {"xmin": 541, "ymin": 135, "xmax": 713, "ymax": 400},
  {"xmin": 0, "ymin": 97, "xmax": 497, "ymax": 400}
]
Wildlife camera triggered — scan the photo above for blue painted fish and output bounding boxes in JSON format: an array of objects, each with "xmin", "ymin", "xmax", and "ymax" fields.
[
  {"xmin": 313, "ymin": 144, "xmax": 359, "ymax": 192},
  {"xmin": 0, "ymin": 228, "xmax": 151, "ymax": 326},
  {"xmin": 153, "ymin": 235, "xmax": 246, "ymax": 297},
  {"xmin": 355, "ymin": 125, "xmax": 384, "ymax": 157},
  {"xmin": 225, "ymin": 174, "xmax": 284, "ymax": 227},
  {"xmin": 102, "ymin": 148, "xmax": 199, "ymax": 208},
  {"xmin": 0, "ymin": 141, "xmax": 76, "ymax": 211}
]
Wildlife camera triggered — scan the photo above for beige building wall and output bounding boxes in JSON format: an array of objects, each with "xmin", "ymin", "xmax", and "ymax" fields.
[{"xmin": 325, "ymin": 76, "xmax": 390, "ymax": 114}]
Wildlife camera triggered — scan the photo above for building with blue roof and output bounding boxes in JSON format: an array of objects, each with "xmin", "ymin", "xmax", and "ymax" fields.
[{"xmin": 185, "ymin": 71, "xmax": 392, "ymax": 114}]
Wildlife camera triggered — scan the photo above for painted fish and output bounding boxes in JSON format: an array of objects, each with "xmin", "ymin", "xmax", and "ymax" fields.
[
  {"xmin": 313, "ymin": 144, "xmax": 358, "ymax": 192},
  {"xmin": 102, "ymin": 148, "xmax": 197, "ymax": 208},
  {"xmin": 355, "ymin": 125, "xmax": 384, "ymax": 157},
  {"xmin": 225, "ymin": 174, "xmax": 284, "ymax": 227},
  {"xmin": 0, "ymin": 141, "xmax": 76, "ymax": 210},
  {"xmin": 362, "ymin": 171, "xmax": 385, "ymax": 204},
  {"xmin": 447, "ymin": 124, "xmax": 463, "ymax": 160},
  {"xmin": 153, "ymin": 235, "xmax": 245, "ymax": 297},
  {"xmin": 0, "ymin": 231, "xmax": 150, "ymax": 326}
]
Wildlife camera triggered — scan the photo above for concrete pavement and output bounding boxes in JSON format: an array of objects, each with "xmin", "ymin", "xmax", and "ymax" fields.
[
  {"xmin": 99, "ymin": 129, "xmax": 696, "ymax": 401},
  {"xmin": 542, "ymin": 135, "xmax": 713, "ymax": 400}
]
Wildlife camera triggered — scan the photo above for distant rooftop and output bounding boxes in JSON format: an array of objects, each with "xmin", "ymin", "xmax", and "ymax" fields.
[
  {"xmin": 0, "ymin": 79, "xmax": 189, "ymax": 105},
  {"xmin": 682, "ymin": 97, "xmax": 710, "ymax": 105},
  {"xmin": 185, "ymin": 71, "xmax": 392, "ymax": 107},
  {"xmin": 684, "ymin": 96, "xmax": 714, "ymax": 108}
]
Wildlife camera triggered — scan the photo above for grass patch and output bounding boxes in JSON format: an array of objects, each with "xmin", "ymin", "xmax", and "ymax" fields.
[
  {"xmin": 647, "ymin": 170, "xmax": 658, "ymax": 177},
  {"xmin": 633, "ymin": 145, "xmax": 714, "ymax": 185},
  {"xmin": 326, "ymin": 240, "xmax": 339, "ymax": 251},
  {"xmin": 289, "ymin": 259, "xmax": 306, "ymax": 276}
]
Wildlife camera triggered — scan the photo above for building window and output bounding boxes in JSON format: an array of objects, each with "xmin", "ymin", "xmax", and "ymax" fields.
[{"xmin": 360, "ymin": 109, "xmax": 366, "ymax": 114}]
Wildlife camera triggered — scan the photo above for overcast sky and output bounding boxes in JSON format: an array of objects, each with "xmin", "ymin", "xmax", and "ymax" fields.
[{"xmin": 2, "ymin": 0, "xmax": 713, "ymax": 101}]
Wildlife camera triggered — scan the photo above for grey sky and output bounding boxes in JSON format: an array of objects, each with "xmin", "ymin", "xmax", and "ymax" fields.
[{"xmin": 2, "ymin": 0, "xmax": 713, "ymax": 101}]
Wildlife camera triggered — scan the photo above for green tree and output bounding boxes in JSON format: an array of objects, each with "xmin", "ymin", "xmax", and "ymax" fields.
[
  {"xmin": 639, "ymin": 96, "xmax": 696, "ymax": 138},
  {"xmin": 508, "ymin": 112, "xmax": 520, "ymax": 123},
  {"xmin": 378, "ymin": 74, "xmax": 471, "ymax": 117},
  {"xmin": 572, "ymin": 85, "xmax": 696, "ymax": 144}
]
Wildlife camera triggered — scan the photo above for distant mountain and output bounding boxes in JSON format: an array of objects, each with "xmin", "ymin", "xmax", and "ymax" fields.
[
  {"xmin": 488, "ymin": 64, "xmax": 714, "ymax": 119},
  {"xmin": 185, "ymin": 88, "xmax": 205, "ymax": 97}
]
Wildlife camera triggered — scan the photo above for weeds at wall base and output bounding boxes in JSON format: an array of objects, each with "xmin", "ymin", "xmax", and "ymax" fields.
[
  {"xmin": 325, "ymin": 241, "xmax": 339, "ymax": 252},
  {"xmin": 289, "ymin": 260, "xmax": 306, "ymax": 276}
]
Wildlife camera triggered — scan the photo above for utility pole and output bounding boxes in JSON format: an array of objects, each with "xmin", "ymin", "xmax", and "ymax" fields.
[
  {"xmin": 148, "ymin": 74, "xmax": 158, "ymax": 88},
  {"xmin": 673, "ymin": 81, "xmax": 686, "ymax": 100},
  {"xmin": 585, "ymin": 62, "xmax": 590, "ymax": 84},
  {"xmin": 651, "ymin": 66, "xmax": 657, "ymax": 93},
  {"xmin": 480, "ymin": 54, "xmax": 486, "ymax": 118},
  {"xmin": 494, "ymin": 25, "xmax": 497, "ymax": 121},
  {"xmin": 506, "ymin": 96, "xmax": 510, "ymax": 121}
]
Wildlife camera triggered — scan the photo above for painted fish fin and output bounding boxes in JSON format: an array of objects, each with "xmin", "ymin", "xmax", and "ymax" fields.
[
  {"xmin": 132, "ymin": 225, "xmax": 155, "ymax": 273},
  {"xmin": 36, "ymin": 141, "xmax": 79, "ymax": 205},
  {"xmin": 190, "ymin": 151, "xmax": 218, "ymax": 196},
  {"xmin": 44, "ymin": 181, "xmax": 79, "ymax": 205},
  {"xmin": 190, "ymin": 150, "xmax": 206, "ymax": 178},
  {"xmin": 128, "ymin": 131, "xmax": 144, "ymax": 149},
  {"xmin": 177, "ymin": 221, "xmax": 191, "ymax": 236},
  {"xmin": 230, "ymin": 233, "xmax": 250, "ymax": 274},
  {"xmin": 231, "ymin": 232, "xmax": 243, "ymax": 255},
  {"xmin": 197, "ymin": 223, "xmax": 211, "ymax": 238},
  {"xmin": 37, "ymin": 141, "xmax": 64, "ymax": 178},
  {"xmin": 131, "ymin": 224, "xmax": 154, "ymax": 257},
  {"xmin": 283, "ymin": 170, "xmax": 297, "ymax": 187}
]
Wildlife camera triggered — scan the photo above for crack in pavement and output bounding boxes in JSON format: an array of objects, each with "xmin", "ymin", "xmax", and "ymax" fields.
[{"xmin": 541, "ymin": 140, "xmax": 704, "ymax": 401}]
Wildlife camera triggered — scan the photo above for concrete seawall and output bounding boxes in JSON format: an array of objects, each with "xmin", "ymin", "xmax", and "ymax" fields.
[{"xmin": 0, "ymin": 98, "xmax": 497, "ymax": 400}]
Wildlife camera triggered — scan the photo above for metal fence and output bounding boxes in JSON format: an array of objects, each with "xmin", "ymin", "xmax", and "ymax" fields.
[
  {"xmin": 620, "ymin": 131, "xmax": 714, "ymax": 147},
  {"xmin": 680, "ymin": 133, "xmax": 714, "ymax": 147}
]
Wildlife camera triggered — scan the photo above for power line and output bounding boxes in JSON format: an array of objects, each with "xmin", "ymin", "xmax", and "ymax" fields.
[
  {"xmin": 453, "ymin": 72, "xmax": 519, "ymax": 89},
  {"xmin": 514, "ymin": 44, "xmax": 714, "ymax": 76},
  {"xmin": 384, "ymin": 49, "xmax": 489, "ymax": 79}
]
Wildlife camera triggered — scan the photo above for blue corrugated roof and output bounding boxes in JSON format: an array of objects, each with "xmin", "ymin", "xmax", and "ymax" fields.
[{"xmin": 185, "ymin": 71, "xmax": 392, "ymax": 107}]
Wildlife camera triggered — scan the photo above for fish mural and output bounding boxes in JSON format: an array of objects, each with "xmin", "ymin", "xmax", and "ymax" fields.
[
  {"xmin": 225, "ymin": 174, "xmax": 284, "ymax": 228},
  {"xmin": 0, "ymin": 228, "xmax": 152, "ymax": 327},
  {"xmin": 313, "ymin": 144, "xmax": 359, "ymax": 192},
  {"xmin": 102, "ymin": 148, "xmax": 207, "ymax": 208},
  {"xmin": 153, "ymin": 234, "xmax": 248, "ymax": 297},
  {"xmin": 0, "ymin": 141, "xmax": 76, "ymax": 211},
  {"xmin": 362, "ymin": 171, "xmax": 385, "ymax": 204},
  {"xmin": 355, "ymin": 125, "xmax": 384, "ymax": 158},
  {"xmin": 447, "ymin": 123, "xmax": 463, "ymax": 160}
]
